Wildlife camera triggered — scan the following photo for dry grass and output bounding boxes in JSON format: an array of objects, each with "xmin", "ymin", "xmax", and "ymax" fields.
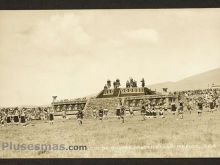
[{"xmin": 0, "ymin": 110, "xmax": 220, "ymax": 158}]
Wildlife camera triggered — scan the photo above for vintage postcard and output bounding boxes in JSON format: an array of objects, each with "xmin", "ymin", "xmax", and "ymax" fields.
[{"xmin": 0, "ymin": 9, "xmax": 220, "ymax": 158}]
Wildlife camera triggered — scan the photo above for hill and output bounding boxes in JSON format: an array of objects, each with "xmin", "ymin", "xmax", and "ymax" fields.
[{"xmin": 148, "ymin": 67, "xmax": 220, "ymax": 92}]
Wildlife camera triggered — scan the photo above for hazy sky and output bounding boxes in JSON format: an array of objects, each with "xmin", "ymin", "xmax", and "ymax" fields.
[{"xmin": 0, "ymin": 9, "xmax": 220, "ymax": 106}]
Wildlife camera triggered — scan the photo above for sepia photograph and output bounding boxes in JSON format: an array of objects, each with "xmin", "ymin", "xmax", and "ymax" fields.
[{"xmin": 0, "ymin": 9, "xmax": 220, "ymax": 158}]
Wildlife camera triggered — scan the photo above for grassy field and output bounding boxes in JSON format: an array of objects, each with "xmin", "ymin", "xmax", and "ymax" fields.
[{"xmin": 0, "ymin": 110, "xmax": 220, "ymax": 158}]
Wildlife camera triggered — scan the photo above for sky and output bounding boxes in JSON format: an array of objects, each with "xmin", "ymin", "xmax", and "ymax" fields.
[{"xmin": 0, "ymin": 9, "xmax": 220, "ymax": 106}]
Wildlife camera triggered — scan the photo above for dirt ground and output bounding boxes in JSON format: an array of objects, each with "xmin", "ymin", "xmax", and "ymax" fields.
[{"xmin": 0, "ymin": 110, "xmax": 220, "ymax": 158}]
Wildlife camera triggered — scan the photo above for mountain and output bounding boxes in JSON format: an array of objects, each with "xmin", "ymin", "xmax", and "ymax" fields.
[
  {"xmin": 148, "ymin": 67, "xmax": 220, "ymax": 92},
  {"xmin": 148, "ymin": 81, "xmax": 175, "ymax": 91}
]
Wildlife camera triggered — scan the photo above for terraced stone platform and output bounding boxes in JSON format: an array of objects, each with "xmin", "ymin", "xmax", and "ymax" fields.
[{"xmin": 84, "ymin": 94, "xmax": 175, "ymax": 118}]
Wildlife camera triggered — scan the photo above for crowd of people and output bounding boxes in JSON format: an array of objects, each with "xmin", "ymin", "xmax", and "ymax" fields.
[
  {"xmin": 173, "ymin": 88, "xmax": 220, "ymax": 113},
  {"xmin": 1, "ymin": 88, "xmax": 220, "ymax": 126},
  {"xmin": 0, "ymin": 106, "xmax": 55, "ymax": 126},
  {"xmin": 92, "ymin": 88, "xmax": 220, "ymax": 123}
]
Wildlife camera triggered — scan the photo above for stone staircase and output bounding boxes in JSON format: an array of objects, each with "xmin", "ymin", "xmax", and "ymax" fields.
[
  {"xmin": 113, "ymin": 88, "xmax": 120, "ymax": 97},
  {"xmin": 84, "ymin": 97, "xmax": 119, "ymax": 118}
]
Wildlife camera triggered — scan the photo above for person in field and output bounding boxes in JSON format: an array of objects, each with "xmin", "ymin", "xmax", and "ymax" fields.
[
  {"xmin": 178, "ymin": 100, "xmax": 184, "ymax": 119},
  {"xmin": 163, "ymin": 101, "xmax": 168, "ymax": 112},
  {"xmin": 209, "ymin": 97, "xmax": 215, "ymax": 113},
  {"xmin": 0, "ymin": 115, "xmax": 3, "ymax": 126},
  {"xmin": 6, "ymin": 111, "xmax": 12, "ymax": 126},
  {"xmin": 44, "ymin": 108, "xmax": 48, "ymax": 120},
  {"xmin": 0, "ymin": 111, "xmax": 6, "ymax": 126},
  {"xmin": 20, "ymin": 110, "xmax": 26, "ymax": 126},
  {"xmin": 149, "ymin": 104, "xmax": 154, "ymax": 118},
  {"xmin": 216, "ymin": 96, "xmax": 220, "ymax": 111},
  {"xmin": 26, "ymin": 110, "xmax": 32, "ymax": 122},
  {"xmin": 120, "ymin": 105, "xmax": 125, "ymax": 123},
  {"xmin": 13, "ymin": 109, "xmax": 19, "ymax": 125},
  {"xmin": 186, "ymin": 99, "xmax": 193, "ymax": 114},
  {"xmin": 145, "ymin": 104, "xmax": 151, "ymax": 118},
  {"xmin": 49, "ymin": 108, "xmax": 54, "ymax": 125},
  {"xmin": 40, "ymin": 109, "xmax": 46, "ymax": 120},
  {"xmin": 159, "ymin": 103, "xmax": 165, "ymax": 118},
  {"xmin": 149, "ymin": 99, "xmax": 156, "ymax": 118},
  {"xmin": 129, "ymin": 104, "xmax": 134, "ymax": 117},
  {"xmin": 116, "ymin": 103, "xmax": 121, "ymax": 119},
  {"xmin": 197, "ymin": 98, "xmax": 203, "ymax": 116},
  {"xmin": 76, "ymin": 108, "xmax": 84, "ymax": 125},
  {"xmin": 140, "ymin": 103, "xmax": 146, "ymax": 121},
  {"xmin": 103, "ymin": 108, "xmax": 108, "ymax": 119},
  {"xmin": 152, "ymin": 105, "xmax": 157, "ymax": 118},
  {"xmin": 62, "ymin": 108, "xmax": 67, "ymax": 119},
  {"xmin": 98, "ymin": 107, "xmax": 104, "ymax": 121},
  {"xmin": 171, "ymin": 101, "xmax": 177, "ymax": 115}
]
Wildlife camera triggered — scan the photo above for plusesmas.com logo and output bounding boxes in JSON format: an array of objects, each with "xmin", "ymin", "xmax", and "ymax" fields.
[{"xmin": 0, "ymin": 141, "xmax": 87, "ymax": 151}]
